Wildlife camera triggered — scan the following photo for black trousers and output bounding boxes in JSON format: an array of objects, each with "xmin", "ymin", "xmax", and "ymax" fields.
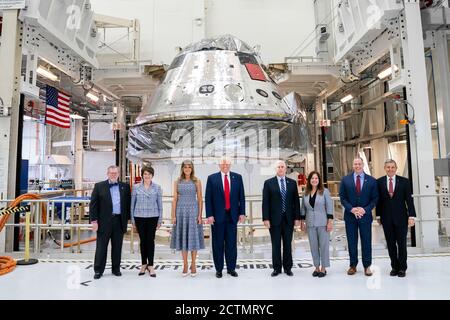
[
  {"xmin": 94, "ymin": 215, "xmax": 124, "ymax": 274},
  {"xmin": 269, "ymin": 215, "xmax": 294, "ymax": 272},
  {"xmin": 135, "ymin": 217, "xmax": 159, "ymax": 266},
  {"xmin": 382, "ymin": 221, "xmax": 408, "ymax": 271}
]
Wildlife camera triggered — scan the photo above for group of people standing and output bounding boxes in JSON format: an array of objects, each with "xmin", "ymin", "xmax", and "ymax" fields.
[{"xmin": 89, "ymin": 156, "xmax": 416, "ymax": 280}]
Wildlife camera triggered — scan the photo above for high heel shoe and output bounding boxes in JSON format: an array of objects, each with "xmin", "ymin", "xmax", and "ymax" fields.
[
  {"xmin": 138, "ymin": 265, "xmax": 147, "ymax": 276},
  {"xmin": 190, "ymin": 265, "xmax": 197, "ymax": 277},
  {"xmin": 147, "ymin": 266, "xmax": 156, "ymax": 277},
  {"xmin": 182, "ymin": 265, "xmax": 189, "ymax": 277}
]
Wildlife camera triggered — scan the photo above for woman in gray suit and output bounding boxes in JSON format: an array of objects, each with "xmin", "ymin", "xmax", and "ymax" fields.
[{"xmin": 300, "ymin": 171, "xmax": 333, "ymax": 277}]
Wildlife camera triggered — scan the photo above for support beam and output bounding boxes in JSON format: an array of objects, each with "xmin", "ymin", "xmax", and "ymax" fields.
[
  {"xmin": 401, "ymin": 2, "xmax": 439, "ymax": 249},
  {"xmin": 431, "ymin": 30, "xmax": 450, "ymax": 235},
  {"xmin": 74, "ymin": 119, "xmax": 84, "ymax": 193},
  {"xmin": 192, "ymin": 0, "xmax": 205, "ymax": 42},
  {"xmin": 0, "ymin": 10, "xmax": 23, "ymax": 252}
]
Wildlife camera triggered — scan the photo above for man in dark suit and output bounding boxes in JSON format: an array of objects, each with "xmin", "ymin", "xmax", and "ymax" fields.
[
  {"xmin": 262, "ymin": 160, "xmax": 301, "ymax": 277},
  {"xmin": 205, "ymin": 157, "xmax": 246, "ymax": 278},
  {"xmin": 90, "ymin": 165, "xmax": 131, "ymax": 279},
  {"xmin": 376, "ymin": 159, "xmax": 416, "ymax": 277},
  {"xmin": 339, "ymin": 157, "xmax": 379, "ymax": 276}
]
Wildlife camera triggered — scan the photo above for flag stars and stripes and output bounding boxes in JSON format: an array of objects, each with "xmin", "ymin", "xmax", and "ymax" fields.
[{"xmin": 45, "ymin": 85, "xmax": 71, "ymax": 129}]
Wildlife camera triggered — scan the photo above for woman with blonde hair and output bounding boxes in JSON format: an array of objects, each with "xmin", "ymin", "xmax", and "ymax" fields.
[{"xmin": 170, "ymin": 160, "xmax": 205, "ymax": 276}]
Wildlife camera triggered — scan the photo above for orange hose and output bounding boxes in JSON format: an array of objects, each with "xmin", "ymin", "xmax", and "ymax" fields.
[
  {"xmin": 1, "ymin": 193, "xmax": 96, "ymax": 249},
  {"xmin": 0, "ymin": 193, "xmax": 47, "ymax": 233},
  {"xmin": 0, "ymin": 256, "xmax": 16, "ymax": 276},
  {"xmin": 60, "ymin": 237, "xmax": 96, "ymax": 248}
]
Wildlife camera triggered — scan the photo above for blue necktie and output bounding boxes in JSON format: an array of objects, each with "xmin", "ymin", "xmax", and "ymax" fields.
[
  {"xmin": 109, "ymin": 182, "xmax": 118, "ymax": 188},
  {"xmin": 280, "ymin": 178, "xmax": 286, "ymax": 213}
]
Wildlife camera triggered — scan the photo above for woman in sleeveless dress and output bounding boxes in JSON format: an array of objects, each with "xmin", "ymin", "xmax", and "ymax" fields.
[{"xmin": 170, "ymin": 160, "xmax": 205, "ymax": 276}]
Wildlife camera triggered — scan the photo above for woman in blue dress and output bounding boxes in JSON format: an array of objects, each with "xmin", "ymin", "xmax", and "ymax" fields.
[{"xmin": 170, "ymin": 160, "xmax": 205, "ymax": 277}]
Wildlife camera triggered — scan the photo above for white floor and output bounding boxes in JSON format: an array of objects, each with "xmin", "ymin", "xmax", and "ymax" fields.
[{"xmin": 1, "ymin": 254, "xmax": 450, "ymax": 300}]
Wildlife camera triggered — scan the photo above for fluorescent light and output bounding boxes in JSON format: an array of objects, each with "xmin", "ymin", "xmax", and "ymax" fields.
[
  {"xmin": 340, "ymin": 94, "xmax": 353, "ymax": 103},
  {"xmin": 36, "ymin": 66, "xmax": 58, "ymax": 81},
  {"xmin": 70, "ymin": 114, "xmax": 85, "ymax": 120},
  {"xmin": 378, "ymin": 65, "xmax": 399, "ymax": 79},
  {"xmin": 390, "ymin": 140, "xmax": 407, "ymax": 145},
  {"xmin": 86, "ymin": 91, "xmax": 99, "ymax": 102}
]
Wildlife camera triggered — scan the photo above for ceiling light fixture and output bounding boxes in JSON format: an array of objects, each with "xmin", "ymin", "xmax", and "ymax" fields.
[
  {"xmin": 36, "ymin": 66, "xmax": 58, "ymax": 81},
  {"xmin": 69, "ymin": 114, "xmax": 85, "ymax": 120},
  {"xmin": 378, "ymin": 65, "xmax": 399, "ymax": 80},
  {"xmin": 86, "ymin": 91, "xmax": 99, "ymax": 103},
  {"xmin": 340, "ymin": 94, "xmax": 353, "ymax": 103}
]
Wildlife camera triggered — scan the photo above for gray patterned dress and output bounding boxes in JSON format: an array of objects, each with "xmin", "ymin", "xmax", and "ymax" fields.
[{"xmin": 170, "ymin": 180, "xmax": 205, "ymax": 251}]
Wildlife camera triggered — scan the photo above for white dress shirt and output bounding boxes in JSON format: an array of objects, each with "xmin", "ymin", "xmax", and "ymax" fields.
[
  {"xmin": 221, "ymin": 171, "xmax": 231, "ymax": 193},
  {"xmin": 276, "ymin": 175, "xmax": 287, "ymax": 193},
  {"xmin": 386, "ymin": 175, "xmax": 396, "ymax": 192}
]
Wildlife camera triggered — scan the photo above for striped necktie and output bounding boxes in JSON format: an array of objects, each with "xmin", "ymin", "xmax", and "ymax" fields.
[{"xmin": 280, "ymin": 178, "xmax": 286, "ymax": 213}]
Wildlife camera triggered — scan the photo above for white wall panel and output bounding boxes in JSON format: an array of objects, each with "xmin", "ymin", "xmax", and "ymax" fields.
[
  {"xmin": 205, "ymin": 0, "xmax": 316, "ymax": 63},
  {"xmin": 83, "ymin": 151, "xmax": 115, "ymax": 182},
  {"xmin": 91, "ymin": 0, "xmax": 316, "ymax": 64}
]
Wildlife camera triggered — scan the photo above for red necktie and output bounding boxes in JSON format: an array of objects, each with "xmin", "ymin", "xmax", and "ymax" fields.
[
  {"xmin": 224, "ymin": 174, "xmax": 231, "ymax": 210},
  {"xmin": 356, "ymin": 175, "xmax": 361, "ymax": 194},
  {"xmin": 389, "ymin": 178, "xmax": 394, "ymax": 198}
]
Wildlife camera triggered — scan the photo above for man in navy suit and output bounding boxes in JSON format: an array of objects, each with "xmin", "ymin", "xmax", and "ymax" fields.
[
  {"xmin": 205, "ymin": 157, "xmax": 246, "ymax": 278},
  {"xmin": 262, "ymin": 160, "xmax": 301, "ymax": 277},
  {"xmin": 376, "ymin": 159, "xmax": 416, "ymax": 277},
  {"xmin": 339, "ymin": 157, "xmax": 379, "ymax": 276}
]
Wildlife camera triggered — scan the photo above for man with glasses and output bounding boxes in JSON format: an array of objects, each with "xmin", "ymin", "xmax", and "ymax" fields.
[{"xmin": 90, "ymin": 165, "xmax": 131, "ymax": 279}]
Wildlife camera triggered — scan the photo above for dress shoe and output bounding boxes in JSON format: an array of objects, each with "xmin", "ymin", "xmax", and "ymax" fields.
[
  {"xmin": 285, "ymin": 270, "xmax": 293, "ymax": 276},
  {"xmin": 398, "ymin": 270, "xmax": 406, "ymax": 277},
  {"xmin": 312, "ymin": 270, "xmax": 320, "ymax": 277},
  {"xmin": 216, "ymin": 271, "xmax": 223, "ymax": 278},
  {"xmin": 93, "ymin": 273, "xmax": 102, "ymax": 280},
  {"xmin": 147, "ymin": 266, "xmax": 156, "ymax": 277},
  {"xmin": 182, "ymin": 265, "xmax": 188, "ymax": 277},
  {"xmin": 390, "ymin": 270, "xmax": 398, "ymax": 276},
  {"xmin": 318, "ymin": 271, "xmax": 327, "ymax": 278},
  {"xmin": 138, "ymin": 265, "xmax": 147, "ymax": 276},
  {"xmin": 112, "ymin": 270, "xmax": 122, "ymax": 277},
  {"xmin": 347, "ymin": 266, "xmax": 357, "ymax": 275},
  {"xmin": 364, "ymin": 267, "xmax": 373, "ymax": 277},
  {"xmin": 271, "ymin": 270, "xmax": 281, "ymax": 277},
  {"xmin": 227, "ymin": 270, "xmax": 238, "ymax": 277}
]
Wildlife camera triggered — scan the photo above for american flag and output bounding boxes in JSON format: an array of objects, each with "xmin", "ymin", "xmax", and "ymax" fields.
[{"xmin": 45, "ymin": 85, "xmax": 71, "ymax": 129}]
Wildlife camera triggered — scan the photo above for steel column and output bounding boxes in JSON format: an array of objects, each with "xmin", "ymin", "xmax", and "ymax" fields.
[
  {"xmin": 401, "ymin": 1, "xmax": 439, "ymax": 248},
  {"xmin": 0, "ymin": 10, "xmax": 23, "ymax": 252}
]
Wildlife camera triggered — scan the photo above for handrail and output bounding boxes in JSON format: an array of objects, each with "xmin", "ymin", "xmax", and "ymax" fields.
[{"xmin": 3, "ymin": 193, "xmax": 450, "ymax": 255}]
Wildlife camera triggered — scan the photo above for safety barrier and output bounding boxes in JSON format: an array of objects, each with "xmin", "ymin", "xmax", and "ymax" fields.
[{"xmin": 1, "ymin": 194, "xmax": 450, "ymax": 257}]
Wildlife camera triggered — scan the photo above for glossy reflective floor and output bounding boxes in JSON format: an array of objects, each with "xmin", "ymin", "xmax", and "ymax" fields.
[{"xmin": 1, "ymin": 254, "xmax": 449, "ymax": 300}]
